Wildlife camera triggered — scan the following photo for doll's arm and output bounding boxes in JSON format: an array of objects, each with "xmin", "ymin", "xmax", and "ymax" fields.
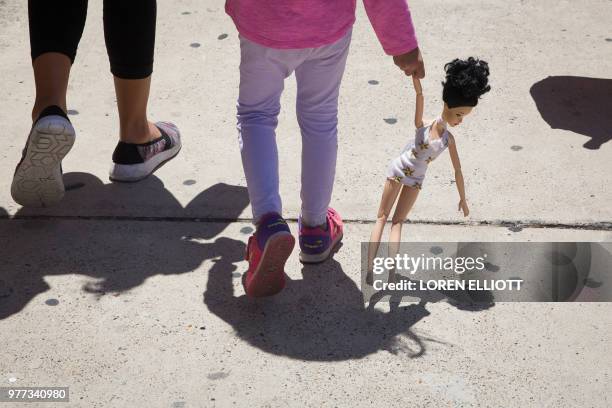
[
  {"xmin": 413, "ymin": 76, "xmax": 424, "ymax": 128},
  {"xmin": 448, "ymin": 134, "xmax": 469, "ymax": 217}
]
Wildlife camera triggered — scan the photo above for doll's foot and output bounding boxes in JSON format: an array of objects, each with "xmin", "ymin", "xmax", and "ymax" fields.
[
  {"xmin": 298, "ymin": 208, "xmax": 343, "ymax": 264},
  {"xmin": 244, "ymin": 212, "xmax": 295, "ymax": 297},
  {"xmin": 109, "ymin": 121, "xmax": 181, "ymax": 182},
  {"xmin": 366, "ymin": 271, "xmax": 374, "ymax": 286}
]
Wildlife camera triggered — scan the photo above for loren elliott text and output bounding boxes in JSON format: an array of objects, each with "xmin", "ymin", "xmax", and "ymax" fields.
[{"xmin": 372, "ymin": 279, "xmax": 523, "ymax": 291}]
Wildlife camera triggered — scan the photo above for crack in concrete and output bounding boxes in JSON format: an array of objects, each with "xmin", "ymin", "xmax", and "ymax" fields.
[{"xmin": 1, "ymin": 215, "xmax": 611, "ymax": 231}]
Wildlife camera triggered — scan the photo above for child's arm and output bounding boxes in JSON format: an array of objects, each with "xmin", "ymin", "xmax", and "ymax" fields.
[
  {"xmin": 447, "ymin": 134, "xmax": 469, "ymax": 217},
  {"xmin": 413, "ymin": 77, "xmax": 424, "ymax": 128},
  {"xmin": 363, "ymin": 0, "xmax": 423, "ymax": 77}
]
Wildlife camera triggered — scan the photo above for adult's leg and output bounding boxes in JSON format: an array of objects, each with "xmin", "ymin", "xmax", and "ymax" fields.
[
  {"xmin": 295, "ymin": 30, "xmax": 351, "ymax": 227},
  {"xmin": 29, "ymin": 0, "xmax": 88, "ymax": 119},
  {"xmin": 104, "ymin": 0, "xmax": 182, "ymax": 183},
  {"xmin": 12, "ymin": 1, "xmax": 85, "ymax": 207},
  {"xmin": 103, "ymin": 0, "xmax": 159, "ymax": 143}
]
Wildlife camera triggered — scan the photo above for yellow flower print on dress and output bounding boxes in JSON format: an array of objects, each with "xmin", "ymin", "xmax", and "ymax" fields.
[
  {"xmin": 418, "ymin": 141, "xmax": 429, "ymax": 150},
  {"xmin": 411, "ymin": 148, "xmax": 419, "ymax": 159},
  {"xmin": 425, "ymin": 156, "xmax": 433, "ymax": 164},
  {"xmin": 402, "ymin": 167, "xmax": 414, "ymax": 176}
]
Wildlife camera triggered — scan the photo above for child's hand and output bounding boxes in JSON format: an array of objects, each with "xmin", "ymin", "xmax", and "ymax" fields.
[
  {"xmin": 458, "ymin": 199, "xmax": 470, "ymax": 217},
  {"xmin": 393, "ymin": 47, "xmax": 425, "ymax": 78}
]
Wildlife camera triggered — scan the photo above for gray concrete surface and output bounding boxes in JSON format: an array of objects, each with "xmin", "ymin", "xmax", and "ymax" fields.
[{"xmin": 1, "ymin": 0, "xmax": 611, "ymax": 407}]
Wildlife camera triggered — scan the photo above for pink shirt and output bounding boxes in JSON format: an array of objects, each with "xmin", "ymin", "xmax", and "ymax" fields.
[{"xmin": 225, "ymin": 0, "xmax": 418, "ymax": 55}]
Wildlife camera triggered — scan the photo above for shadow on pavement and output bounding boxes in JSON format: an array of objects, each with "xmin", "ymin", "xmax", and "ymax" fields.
[
  {"xmin": 2, "ymin": 173, "xmax": 491, "ymax": 361},
  {"xmin": 530, "ymin": 76, "xmax": 612, "ymax": 149},
  {"xmin": 0, "ymin": 172, "xmax": 249, "ymax": 320},
  {"xmin": 205, "ymin": 257, "xmax": 443, "ymax": 361},
  {"xmin": 204, "ymin": 238, "xmax": 498, "ymax": 361}
]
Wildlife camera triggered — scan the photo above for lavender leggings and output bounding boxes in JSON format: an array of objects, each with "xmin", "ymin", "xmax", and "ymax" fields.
[{"xmin": 236, "ymin": 30, "xmax": 351, "ymax": 226}]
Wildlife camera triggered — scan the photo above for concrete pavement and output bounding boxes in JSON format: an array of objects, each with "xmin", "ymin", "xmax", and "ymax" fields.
[{"xmin": 1, "ymin": 0, "xmax": 611, "ymax": 407}]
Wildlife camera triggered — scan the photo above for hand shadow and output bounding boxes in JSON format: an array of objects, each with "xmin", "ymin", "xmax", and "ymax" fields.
[
  {"xmin": 204, "ymin": 257, "xmax": 437, "ymax": 361},
  {"xmin": 0, "ymin": 172, "xmax": 249, "ymax": 320},
  {"xmin": 530, "ymin": 76, "xmax": 612, "ymax": 149}
]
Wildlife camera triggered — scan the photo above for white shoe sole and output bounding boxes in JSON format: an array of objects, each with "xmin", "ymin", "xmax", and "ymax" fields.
[
  {"xmin": 109, "ymin": 142, "xmax": 182, "ymax": 183},
  {"xmin": 299, "ymin": 232, "xmax": 343, "ymax": 264},
  {"xmin": 11, "ymin": 116, "xmax": 75, "ymax": 208}
]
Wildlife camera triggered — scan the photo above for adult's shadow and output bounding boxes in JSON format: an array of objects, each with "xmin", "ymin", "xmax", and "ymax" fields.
[
  {"xmin": 530, "ymin": 76, "xmax": 612, "ymax": 149},
  {"xmin": 0, "ymin": 172, "xmax": 249, "ymax": 320},
  {"xmin": 204, "ymin": 258, "xmax": 438, "ymax": 361}
]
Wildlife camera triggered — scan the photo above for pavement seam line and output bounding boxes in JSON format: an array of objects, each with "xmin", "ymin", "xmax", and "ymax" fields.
[{"xmin": 1, "ymin": 215, "xmax": 611, "ymax": 231}]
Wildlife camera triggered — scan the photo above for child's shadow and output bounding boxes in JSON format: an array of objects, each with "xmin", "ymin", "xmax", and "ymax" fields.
[
  {"xmin": 0, "ymin": 172, "xmax": 249, "ymax": 320},
  {"xmin": 204, "ymin": 258, "xmax": 439, "ymax": 361}
]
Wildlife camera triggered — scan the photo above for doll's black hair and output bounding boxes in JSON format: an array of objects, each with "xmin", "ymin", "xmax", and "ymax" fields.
[{"xmin": 442, "ymin": 57, "xmax": 491, "ymax": 108}]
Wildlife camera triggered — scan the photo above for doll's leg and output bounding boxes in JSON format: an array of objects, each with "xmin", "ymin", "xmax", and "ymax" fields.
[
  {"xmin": 367, "ymin": 179, "xmax": 402, "ymax": 281},
  {"xmin": 388, "ymin": 185, "xmax": 420, "ymax": 280},
  {"xmin": 390, "ymin": 185, "xmax": 420, "ymax": 241}
]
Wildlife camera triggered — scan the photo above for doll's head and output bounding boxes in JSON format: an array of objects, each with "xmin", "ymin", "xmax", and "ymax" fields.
[{"xmin": 441, "ymin": 57, "xmax": 491, "ymax": 127}]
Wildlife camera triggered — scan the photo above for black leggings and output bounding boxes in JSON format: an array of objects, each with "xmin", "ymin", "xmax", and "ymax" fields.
[{"xmin": 28, "ymin": 0, "xmax": 156, "ymax": 79}]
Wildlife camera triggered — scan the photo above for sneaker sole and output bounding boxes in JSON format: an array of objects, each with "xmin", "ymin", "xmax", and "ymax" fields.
[
  {"xmin": 246, "ymin": 232, "xmax": 295, "ymax": 297},
  {"xmin": 109, "ymin": 142, "xmax": 182, "ymax": 183},
  {"xmin": 299, "ymin": 232, "xmax": 343, "ymax": 264},
  {"xmin": 11, "ymin": 116, "xmax": 75, "ymax": 208}
]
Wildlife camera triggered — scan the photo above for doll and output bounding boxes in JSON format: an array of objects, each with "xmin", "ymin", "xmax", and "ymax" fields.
[{"xmin": 367, "ymin": 57, "xmax": 491, "ymax": 283}]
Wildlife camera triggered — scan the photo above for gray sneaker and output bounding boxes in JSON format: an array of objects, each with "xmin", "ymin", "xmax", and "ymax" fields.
[
  {"xmin": 109, "ymin": 121, "xmax": 181, "ymax": 182},
  {"xmin": 11, "ymin": 106, "xmax": 75, "ymax": 208}
]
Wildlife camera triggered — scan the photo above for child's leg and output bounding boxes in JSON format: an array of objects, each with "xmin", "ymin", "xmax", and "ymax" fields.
[
  {"xmin": 294, "ymin": 30, "xmax": 352, "ymax": 227},
  {"xmin": 237, "ymin": 37, "xmax": 303, "ymax": 223}
]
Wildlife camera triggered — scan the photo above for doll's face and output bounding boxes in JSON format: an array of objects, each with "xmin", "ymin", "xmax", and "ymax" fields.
[{"xmin": 442, "ymin": 104, "xmax": 473, "ymax": 127}]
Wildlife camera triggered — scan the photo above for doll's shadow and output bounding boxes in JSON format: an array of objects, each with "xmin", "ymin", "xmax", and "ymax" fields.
[
  {"xmin": 530, "ymin": 76, "xmax": 612, "ymax": 149},
  {"xmin": 204, "ymin": 258, "xmax": 439, "ymax": 361},
  {"xmin": 0, "ymin": 172, "xmax": 249, "ymax": 320}
]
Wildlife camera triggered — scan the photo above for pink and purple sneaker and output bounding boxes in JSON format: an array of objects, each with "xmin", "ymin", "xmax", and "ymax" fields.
[
  {"xmin": 298, "ymin": 208, "xmax": 344, "ymax": 264},
  {"xmin": 244, "ymin": 212, "xmax": 295, "ymax": 297}
]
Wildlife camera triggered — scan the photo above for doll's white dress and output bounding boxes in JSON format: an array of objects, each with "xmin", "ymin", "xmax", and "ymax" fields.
[{"xmin": 386, "ymin": 118, "xmax": 450, "ymax": 189}]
